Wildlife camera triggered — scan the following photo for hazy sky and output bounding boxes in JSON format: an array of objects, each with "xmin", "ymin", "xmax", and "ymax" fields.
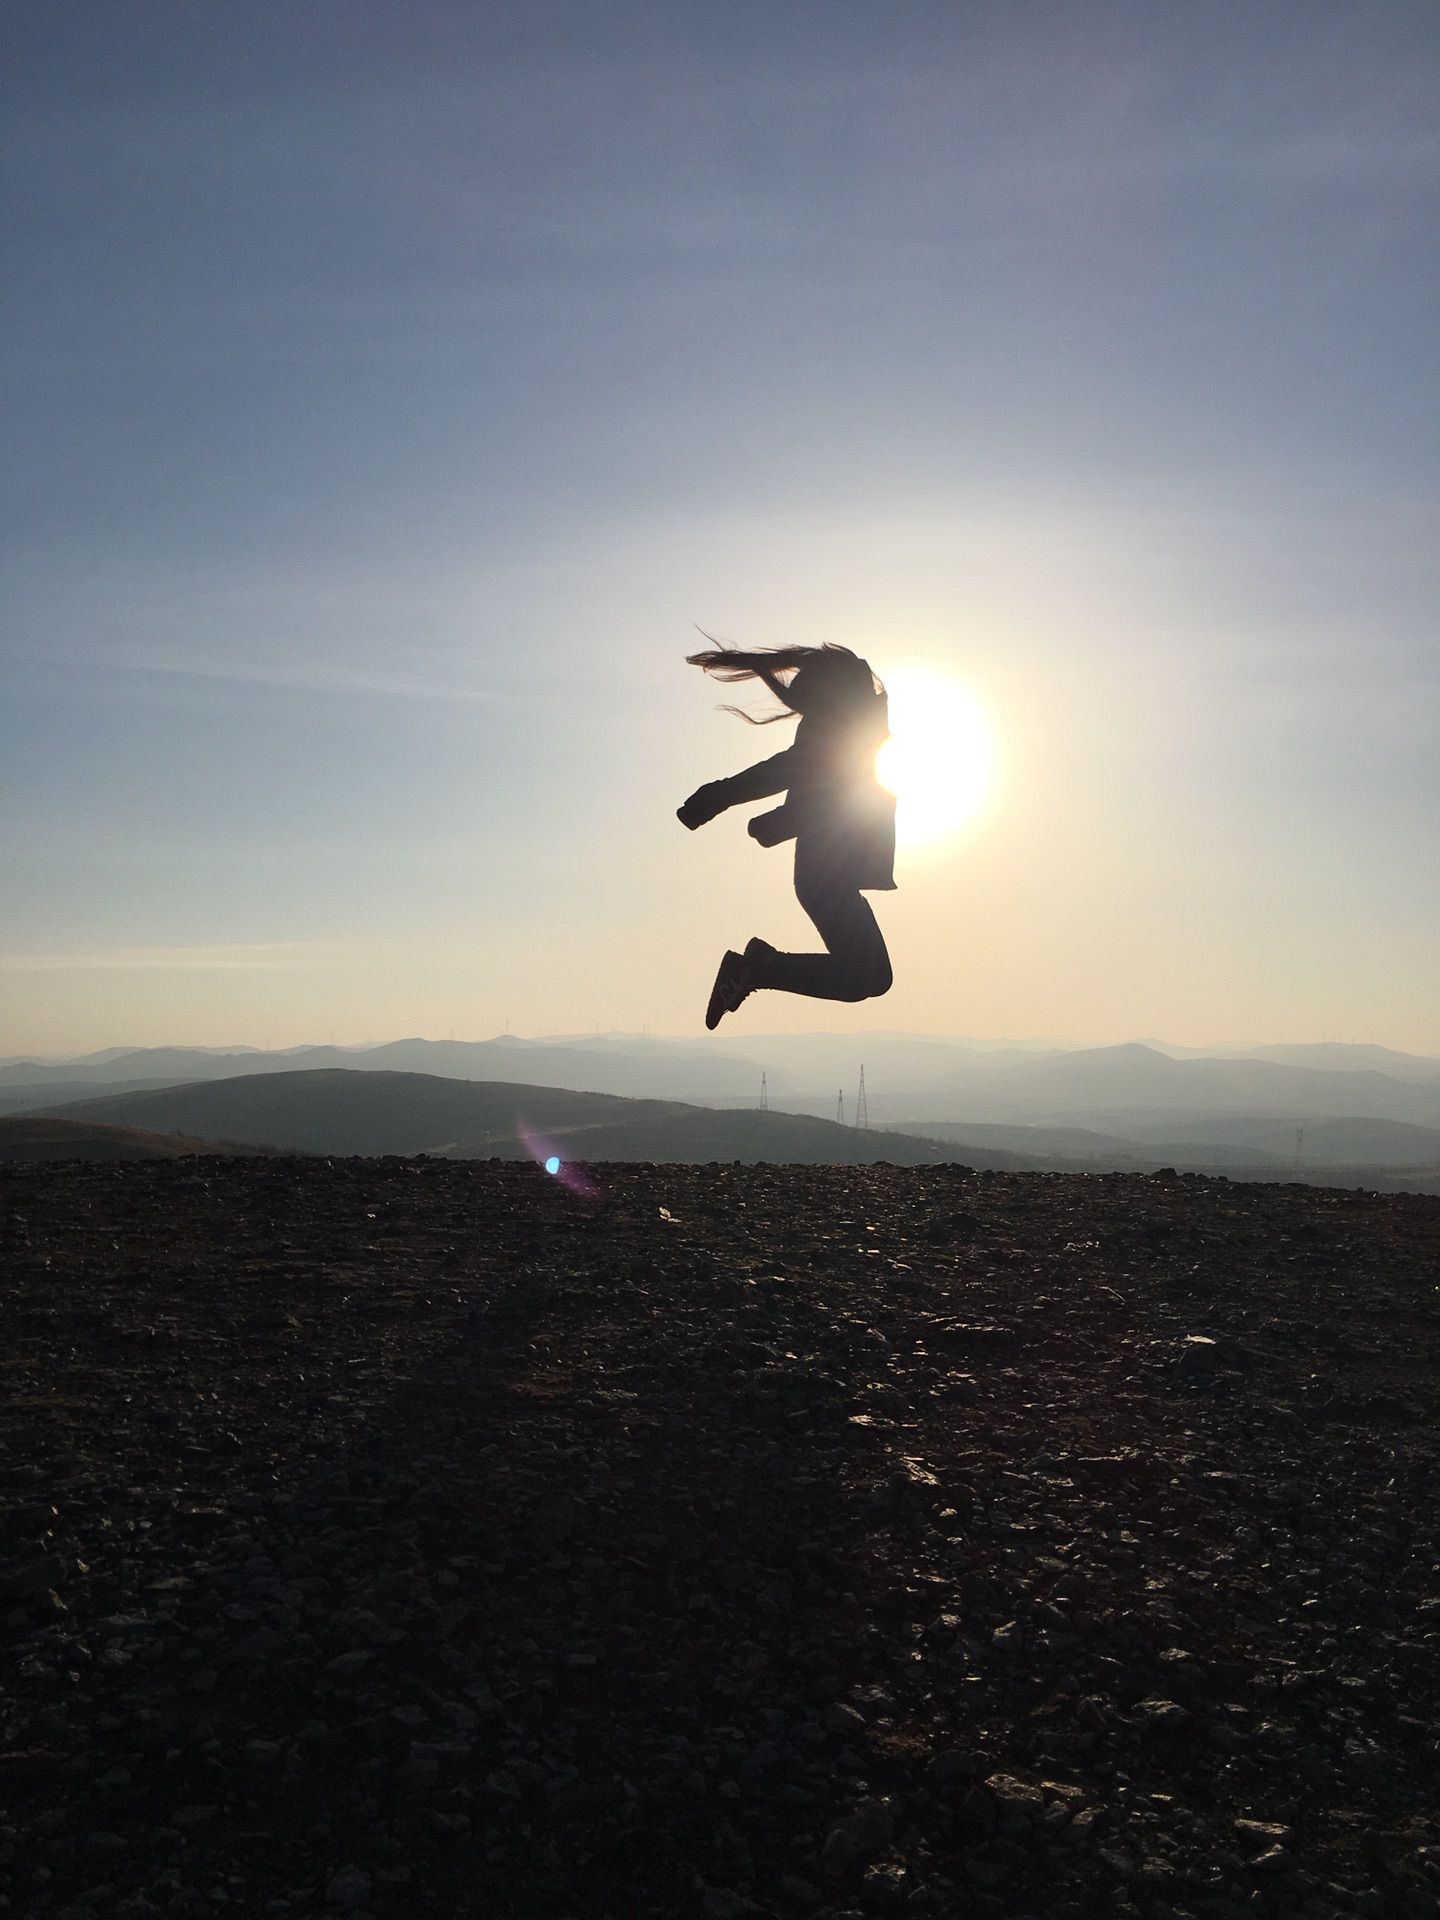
[{"xmin": 4, "ymin": 1, "xmax": 1437, "ymax": 1056}]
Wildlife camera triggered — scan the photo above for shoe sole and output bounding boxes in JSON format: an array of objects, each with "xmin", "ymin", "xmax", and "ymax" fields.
[{"xmin": 705, "ymin": 951, "xmax": 747, "ymax": 1030}]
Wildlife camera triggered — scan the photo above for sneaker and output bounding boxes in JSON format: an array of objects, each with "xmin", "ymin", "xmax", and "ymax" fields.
[{"xmin": 704, "ymin": 950, "xmax": 750, "ymax": 1030}]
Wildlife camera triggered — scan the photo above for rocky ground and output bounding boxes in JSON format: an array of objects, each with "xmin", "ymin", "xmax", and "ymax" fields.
[{"xmin": 1, "ymin": 1156, "xmax": 1437, "ymax": 1920}]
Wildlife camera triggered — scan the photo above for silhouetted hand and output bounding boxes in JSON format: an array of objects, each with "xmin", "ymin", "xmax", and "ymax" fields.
[
  {"xmin": 747, "ymin": 804, "xmax": 795, "ymax": 846},
  {"xmin": 677, "ymin": 782, "xmax": 728, "ymax": 829}
]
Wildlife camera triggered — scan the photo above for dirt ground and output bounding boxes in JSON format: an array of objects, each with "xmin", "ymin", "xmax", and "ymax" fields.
[{"xmin": 2, "ymin": 1156, "xmax": 1437, "ymax": 1918}]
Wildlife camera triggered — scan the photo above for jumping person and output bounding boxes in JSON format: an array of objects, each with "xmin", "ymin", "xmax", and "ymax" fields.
[{"xmin": 678, "ymin": 643, "xmax": 896, "ymax": 1029}]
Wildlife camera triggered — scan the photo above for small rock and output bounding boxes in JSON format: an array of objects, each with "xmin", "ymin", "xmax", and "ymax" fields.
[
  {"xmin": 1066, "ymin": 1807, "xmax": 1101, "ymax": 1843},
  {"xmin": 1251, "ymin": 1845, "xmax": 1293, "ymax": 1873},
  {"xmin": 0, "ymin": 1554, "xmax": 65, "ymax": 1604},
  {"xmin": 1177, "ymin": 1334, "xmax": 1222, "ymax": 1371},
  {"xmin": 926, "ymin": 1748, "xmax": 978, "ymax": 1791},
  {"xmin": 825, "ymin": 1702, "xmax": 868, "ymax": 1737},
  {"xmin": 984, "ymin": 1772, "xmax": 1045, "ymax": 1817},
  {"xmin": 701, "ymin": 1890, "xmax": 765, "ymax": 1919},
  {"xmin": 1134, "ymin": 1698, "xmax": 1190, "ymax": 1730},
  {"xmin": 821, "ymin": 1800, "xmax": 894, "ymax": 1880},
  {"xmin": 529, "ymin": 1493, "xmax": 579, "ymax": 1547},
  {"xmin": 174, "ymin": 1806, "xmax": 218, "ymax": 1828},
  {"xmin": 860, "ymin": 1861, "xmax": 907, "ymax": 1908},
  {"xmin": 1235, "ymin": 1818, "xmax": 1291, "ymax": 1842},
  {"xmin": 325, "ymin": 1865, "xmax": 372, "ymax": 1909},
  {"xmin": 325, "ymin": 1651, "xmax": 374, "ymax": 1676}
]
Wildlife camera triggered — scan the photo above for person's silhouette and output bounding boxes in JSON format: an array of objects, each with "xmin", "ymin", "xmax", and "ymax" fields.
[{"xmin": 678, "ymin": 644, "xmax": 896, "ymax": 1029}]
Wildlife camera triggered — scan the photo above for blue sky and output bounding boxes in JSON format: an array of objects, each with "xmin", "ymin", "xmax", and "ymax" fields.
[{"xmin": 3, "ymin": 1, "xmax": 1437, "ymax": 1054}]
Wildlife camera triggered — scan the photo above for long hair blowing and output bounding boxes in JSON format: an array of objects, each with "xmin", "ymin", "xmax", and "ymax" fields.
[{"xmin": 686, "ymin": 640, "xmax": 884, "ymax": 725}]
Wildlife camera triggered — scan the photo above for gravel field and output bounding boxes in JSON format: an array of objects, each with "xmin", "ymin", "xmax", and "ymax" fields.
[{"xmin": 2, "ymin": 1156, "xmax": 1437, "ymax": 1919}]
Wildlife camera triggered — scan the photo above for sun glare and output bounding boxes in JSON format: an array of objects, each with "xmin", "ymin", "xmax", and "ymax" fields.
[{"xmin": 875, "ymin": 669, "xmax": 997, "ymax": 849}]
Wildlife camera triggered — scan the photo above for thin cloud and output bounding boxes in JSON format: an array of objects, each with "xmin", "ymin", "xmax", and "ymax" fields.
[
  {"xmin": 0, "ymin": 943, "xmax": 318, "ymax": 973},
  {"xmin": 100, "ymin": 657, "xmax": 512, "ymax": 705}
]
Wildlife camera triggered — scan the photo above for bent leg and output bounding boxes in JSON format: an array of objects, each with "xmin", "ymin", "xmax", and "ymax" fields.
[{"xmin": 746, "ymin": 864, "xmax": 892, "ymax": 1004}]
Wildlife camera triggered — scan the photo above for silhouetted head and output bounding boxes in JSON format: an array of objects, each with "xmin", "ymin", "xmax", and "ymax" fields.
[
  {"xmin": 686, "ymin": 641, "xmax": 886, "ymax": 731},
  {"xmin": 786, "ymin": 648, "xmax": 884, "ymax": 723}
]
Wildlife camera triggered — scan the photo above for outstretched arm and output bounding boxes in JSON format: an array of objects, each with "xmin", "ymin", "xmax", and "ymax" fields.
[{"xmin": 677, "ymin": 748, "xmax": 794, "ymax": 829}]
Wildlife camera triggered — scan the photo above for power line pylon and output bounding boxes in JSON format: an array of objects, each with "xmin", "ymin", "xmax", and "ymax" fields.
[
  {"xmin": 836, "ymin": 1089, "xmax": 846, "ymax": 1126},
  {"xmin": 856, "ymin": 1064, "xmax": 868, "ymax": 1130},
  {"xmin": 760, "ymin": 1072, "xmax": 768, "ymax": 1112}
]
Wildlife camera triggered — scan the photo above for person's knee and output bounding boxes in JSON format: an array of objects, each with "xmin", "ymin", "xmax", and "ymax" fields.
[
  {"xmin": 859, "ymin": 955, "xmax": 893, "ymax": 1000},
  {"xmin": 839, "ymin": 954, "xmax": 892, "ymax": 1001}
]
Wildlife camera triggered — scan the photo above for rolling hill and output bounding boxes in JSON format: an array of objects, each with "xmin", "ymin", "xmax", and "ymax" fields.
[
  {"xmin": 29, "ymin": 1070, "xmax": 961, "ymax": 1167},
  {"xmin": 0, "ymin": 1117, "xmax": 269, "ymax": 1162},
  {"xmin": 0, "ymin": 1077, "xmax": 189, "ymax": 1118}
]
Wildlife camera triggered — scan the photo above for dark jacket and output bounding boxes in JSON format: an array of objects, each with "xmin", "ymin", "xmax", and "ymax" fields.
[{"xmin": 682, "ymin": 705, "xmax": 897, "ymax": 892}]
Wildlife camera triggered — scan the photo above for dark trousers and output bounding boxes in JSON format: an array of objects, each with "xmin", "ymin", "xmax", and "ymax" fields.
[{"xmin": 749, "ymin": 854, "xmax": 893, "ymax": 1003}]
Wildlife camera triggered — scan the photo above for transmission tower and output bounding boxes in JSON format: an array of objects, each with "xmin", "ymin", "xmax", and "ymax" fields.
[
  {"xmin": 836, "ymin": 1088, "xmax": 846, "ymax": 1126},
  {"xmin": 760, "ymin": 1072, "xmax": 769, "ymax": 1112},
  {"xmin": 1294, "ymin": 1127, "xmax": 1304, "ymax": 1171},
  {"xmin": 856, "ymin": 1064, "xmax": 869, "ymax": 1130}
]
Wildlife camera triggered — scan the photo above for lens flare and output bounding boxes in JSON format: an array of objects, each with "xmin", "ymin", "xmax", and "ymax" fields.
[{"xmin": 518, "ymin": 1120, "xmax": 601, "ymax": 1198}]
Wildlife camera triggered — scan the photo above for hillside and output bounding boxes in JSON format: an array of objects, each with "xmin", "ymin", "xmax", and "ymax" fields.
[
  {"xmin": 0, "ymin": 1116, "xmax": 268, "ymax": 1162},
  {"xmin": 1124, "ymin": 1113, "xmax": 1440, "ymax": 1169},
  {"xmin": 29, "ymin": 1069, "xmax": 957, "ymax": 1167},
  {"xmin": 1, "ymin": 1158, "xmax": 1435, "ymax": 1918},
  {"xmin": 894, "ymin": 1116, "xmax": 1440, "ymax": 1189},
  {"xmin": 0, "ymin": 1078, "xmax": 187, "ymax": 1119}
]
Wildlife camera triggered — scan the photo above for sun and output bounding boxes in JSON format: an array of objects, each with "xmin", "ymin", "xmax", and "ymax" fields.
[{"xmin": 875, "ymin": 669, "xmax": 997, "ymax": 849}]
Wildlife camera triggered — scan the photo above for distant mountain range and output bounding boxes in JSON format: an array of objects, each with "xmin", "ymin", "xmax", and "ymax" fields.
[
  {"xmin": 0, "ymin": 1037, "xmax": 760, "ymax": 1102},
  {"xmin": 4, "ymin": 1034, "xmax": 1438, "ymax": 1178},
  {"xmin": 904, "ymin": 1041, "xmax": 1440, "ymax": 1129}
]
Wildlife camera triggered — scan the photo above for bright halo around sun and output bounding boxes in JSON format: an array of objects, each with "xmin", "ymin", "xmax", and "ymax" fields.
[{"xmin": 875, "ymin": 669, "xmax": 998, "ymax": 849}]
